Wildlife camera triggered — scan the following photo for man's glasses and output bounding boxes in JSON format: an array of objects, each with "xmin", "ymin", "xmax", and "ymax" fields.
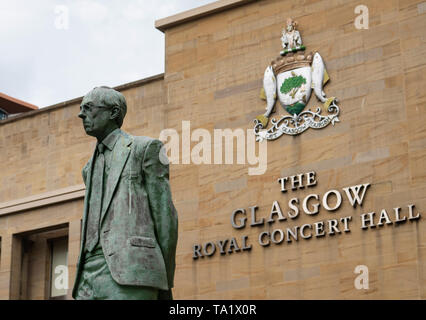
[{"xmin": 79, "ymin": 104, "xmax": 109, "ymax": 114}]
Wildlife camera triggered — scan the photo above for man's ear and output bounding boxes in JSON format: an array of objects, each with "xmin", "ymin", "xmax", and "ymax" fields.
[{"xmin": 110, "ymin": 107, "xmax": 120, "ymax": 121}]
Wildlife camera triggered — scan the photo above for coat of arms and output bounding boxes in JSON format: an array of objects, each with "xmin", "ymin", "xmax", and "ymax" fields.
[{"xmin": 254, "ymin": 18, "xmax": 340, "ymax": 141}]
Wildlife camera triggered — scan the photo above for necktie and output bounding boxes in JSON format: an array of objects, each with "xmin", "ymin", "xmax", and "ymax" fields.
[{"xmin": 85, "ymin": 143, "xmax": 105, "ymax": 252}]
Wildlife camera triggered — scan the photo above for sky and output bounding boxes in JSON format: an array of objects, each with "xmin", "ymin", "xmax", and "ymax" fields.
[{"xmin": 0, "ymin": 0, "xmax": 215, "ymax": 108}]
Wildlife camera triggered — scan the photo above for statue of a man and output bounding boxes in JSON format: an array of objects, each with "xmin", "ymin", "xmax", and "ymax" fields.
[
  {"xmin": 72, "ymin": 86, "xmax": 178, "ymax": 300},
  {"xmin": 281, "ymin": 18, "xmax": 302, "ymax": 51}
]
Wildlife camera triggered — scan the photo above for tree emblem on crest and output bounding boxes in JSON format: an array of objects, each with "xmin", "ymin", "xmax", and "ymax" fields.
[{"xmin": 280, "ymin": 72, "xmax": 306, "ymax": 97}]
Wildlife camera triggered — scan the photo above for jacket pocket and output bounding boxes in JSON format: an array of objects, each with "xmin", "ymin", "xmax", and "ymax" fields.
[
  {"xmin": 121, "ymin": 169, "xmax": 140, "ymax": 180},
  {"xmin": 127, "ymin": 236, "xmax": 156, "ymax": 248},
  {"xmin": 129, "ymin": 170, "xmax": 140, "ymax": 181}
]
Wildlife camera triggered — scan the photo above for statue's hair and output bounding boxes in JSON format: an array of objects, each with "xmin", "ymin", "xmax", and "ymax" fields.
[
  {"xmin": 87, "ymin": 86, "xmax": 127, "ymax": 128},
  {"xmin": 286, "ymin": 18, "xmax": 298, "ymax": 28}
]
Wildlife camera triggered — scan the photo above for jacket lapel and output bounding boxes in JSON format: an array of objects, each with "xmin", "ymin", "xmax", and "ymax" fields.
[{"xmin": 100, "ymin": 134, "xmax": 133, "ymax": 225}]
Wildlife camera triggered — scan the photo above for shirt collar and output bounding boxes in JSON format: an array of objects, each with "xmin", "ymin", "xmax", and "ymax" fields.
[{"xmin": 99, "ymin": 128, "xmax": 121, "ymax": 151}]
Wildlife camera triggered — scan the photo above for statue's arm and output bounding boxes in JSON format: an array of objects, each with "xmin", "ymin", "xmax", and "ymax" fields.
[
  {"xmin": 281, "ymin": 32, "xmax": 288, "ymax": 48},
  {"xmin": 82, "ymin": 162, "xmax": 89, "ymax": 185},
  {"xmin": 142, "ymin": 139, "xmax": 178, "ymax": 290},
  {"xmin": 295, "ymin": 30, "xmax": 302, "ymax": 46}
]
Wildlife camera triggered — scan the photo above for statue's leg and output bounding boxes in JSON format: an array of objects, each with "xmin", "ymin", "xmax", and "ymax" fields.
[
  {"xmin": 75, "ymin": 248, "xmax": 159, "ymax": 300},
  {"xmin": 158, "ymin": 289, "xmax": 173, "ymax": 300}
]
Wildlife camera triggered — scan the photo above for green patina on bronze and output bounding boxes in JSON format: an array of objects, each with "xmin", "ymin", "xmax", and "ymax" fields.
[{"xmin": 73, "ymin": 86, "xmax": 178, "ymax": 300}]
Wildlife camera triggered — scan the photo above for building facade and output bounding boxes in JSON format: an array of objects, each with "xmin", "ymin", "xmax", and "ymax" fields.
[{"xmin": 0, "ymin": 0, "xmax": 425, "ymax": 299}]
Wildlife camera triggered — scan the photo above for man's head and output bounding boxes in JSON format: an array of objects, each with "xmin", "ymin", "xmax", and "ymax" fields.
[
  {"xmin": 78, "ymin": 86, "xmax": 127, "ymax": 140},
  {"xmin": 286, "ymin": 18, "xmax": 296, "ymax": 32}
]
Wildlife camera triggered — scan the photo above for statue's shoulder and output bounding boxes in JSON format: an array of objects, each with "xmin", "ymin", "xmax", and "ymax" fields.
[
  {"xmin": 123, "ymin": 132, "xmax": 162, "ymax": 155},
  {"xmin": 131, "ymin": 135, "xmax": 157, "ymax": 148},
  {"xmin": 118, "ymin": 130, "xmax": 150, "ymax": 145},
  {"xmin": 119, "ymin": 130, "xmax": 163, "ymax": 154}
]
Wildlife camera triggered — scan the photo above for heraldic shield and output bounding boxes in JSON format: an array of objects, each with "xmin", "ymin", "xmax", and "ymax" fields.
[{"xmin": 254, "ymin": 18, "xmax": 340, "ymax": 142}]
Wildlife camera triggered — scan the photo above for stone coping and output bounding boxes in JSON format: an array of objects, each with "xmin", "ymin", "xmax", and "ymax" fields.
[
  {"xmin": 0, "ymin": 73, "xmax": 164, "ymax": 125},
  {"xmin": 0, "ymin": 185, "xmax": 85, "ymax": 216},
  {"xmin": 155, "ymin": 0, "xmax": 258, "ymax": 32}
]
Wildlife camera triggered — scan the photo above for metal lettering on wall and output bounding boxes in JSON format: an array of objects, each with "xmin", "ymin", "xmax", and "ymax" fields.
[{"xmin": 192, "ymin": 171, "xmax": 422, "ymax": 259}]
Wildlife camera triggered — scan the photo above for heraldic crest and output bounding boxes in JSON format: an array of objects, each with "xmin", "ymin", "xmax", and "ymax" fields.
[{"xmin": 254, "ymin": 18, "xmax": 340, "ymax": 141}]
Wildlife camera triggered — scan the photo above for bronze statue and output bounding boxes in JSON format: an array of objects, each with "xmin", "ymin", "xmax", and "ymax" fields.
[{"xmin": 72, "ymin": 86, "xmax": 178, "ymax": 300}]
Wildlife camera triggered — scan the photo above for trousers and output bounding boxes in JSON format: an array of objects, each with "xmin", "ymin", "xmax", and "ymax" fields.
[{"xmin": 75, "ymin": 246, "xmax": 158, "ymax": 300}]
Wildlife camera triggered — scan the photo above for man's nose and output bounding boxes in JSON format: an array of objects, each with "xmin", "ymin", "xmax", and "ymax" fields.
[{"xmin": 78, "ymin": 110, "xmax": 85, "ymax": 119}]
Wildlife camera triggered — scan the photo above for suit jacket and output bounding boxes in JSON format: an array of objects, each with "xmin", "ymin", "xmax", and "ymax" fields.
[{"xmin": 72, "ymin": 130, "xmax": 178, "ymax": 298}]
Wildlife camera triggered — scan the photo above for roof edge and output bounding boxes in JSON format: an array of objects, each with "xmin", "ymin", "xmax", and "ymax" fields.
[
  {"xmin": 0, "ymin": 73, "xmax": 164, "ymax": 125},
  {"xmin": 155, "ymin": 0, "xmax": 258, "ymax": 32},
  {"xmin": 0, "ymin": 92, "xmax": 38, "ymax": 110}
]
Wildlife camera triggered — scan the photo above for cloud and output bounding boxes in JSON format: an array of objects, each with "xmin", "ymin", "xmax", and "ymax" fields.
[
  {"xmin": 0, "ymin": 0, "xmax": 214, "ymax": 108},
  {"xmin": 73, "ymin": 1, "xmax": 109, "ymax": 22}
]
